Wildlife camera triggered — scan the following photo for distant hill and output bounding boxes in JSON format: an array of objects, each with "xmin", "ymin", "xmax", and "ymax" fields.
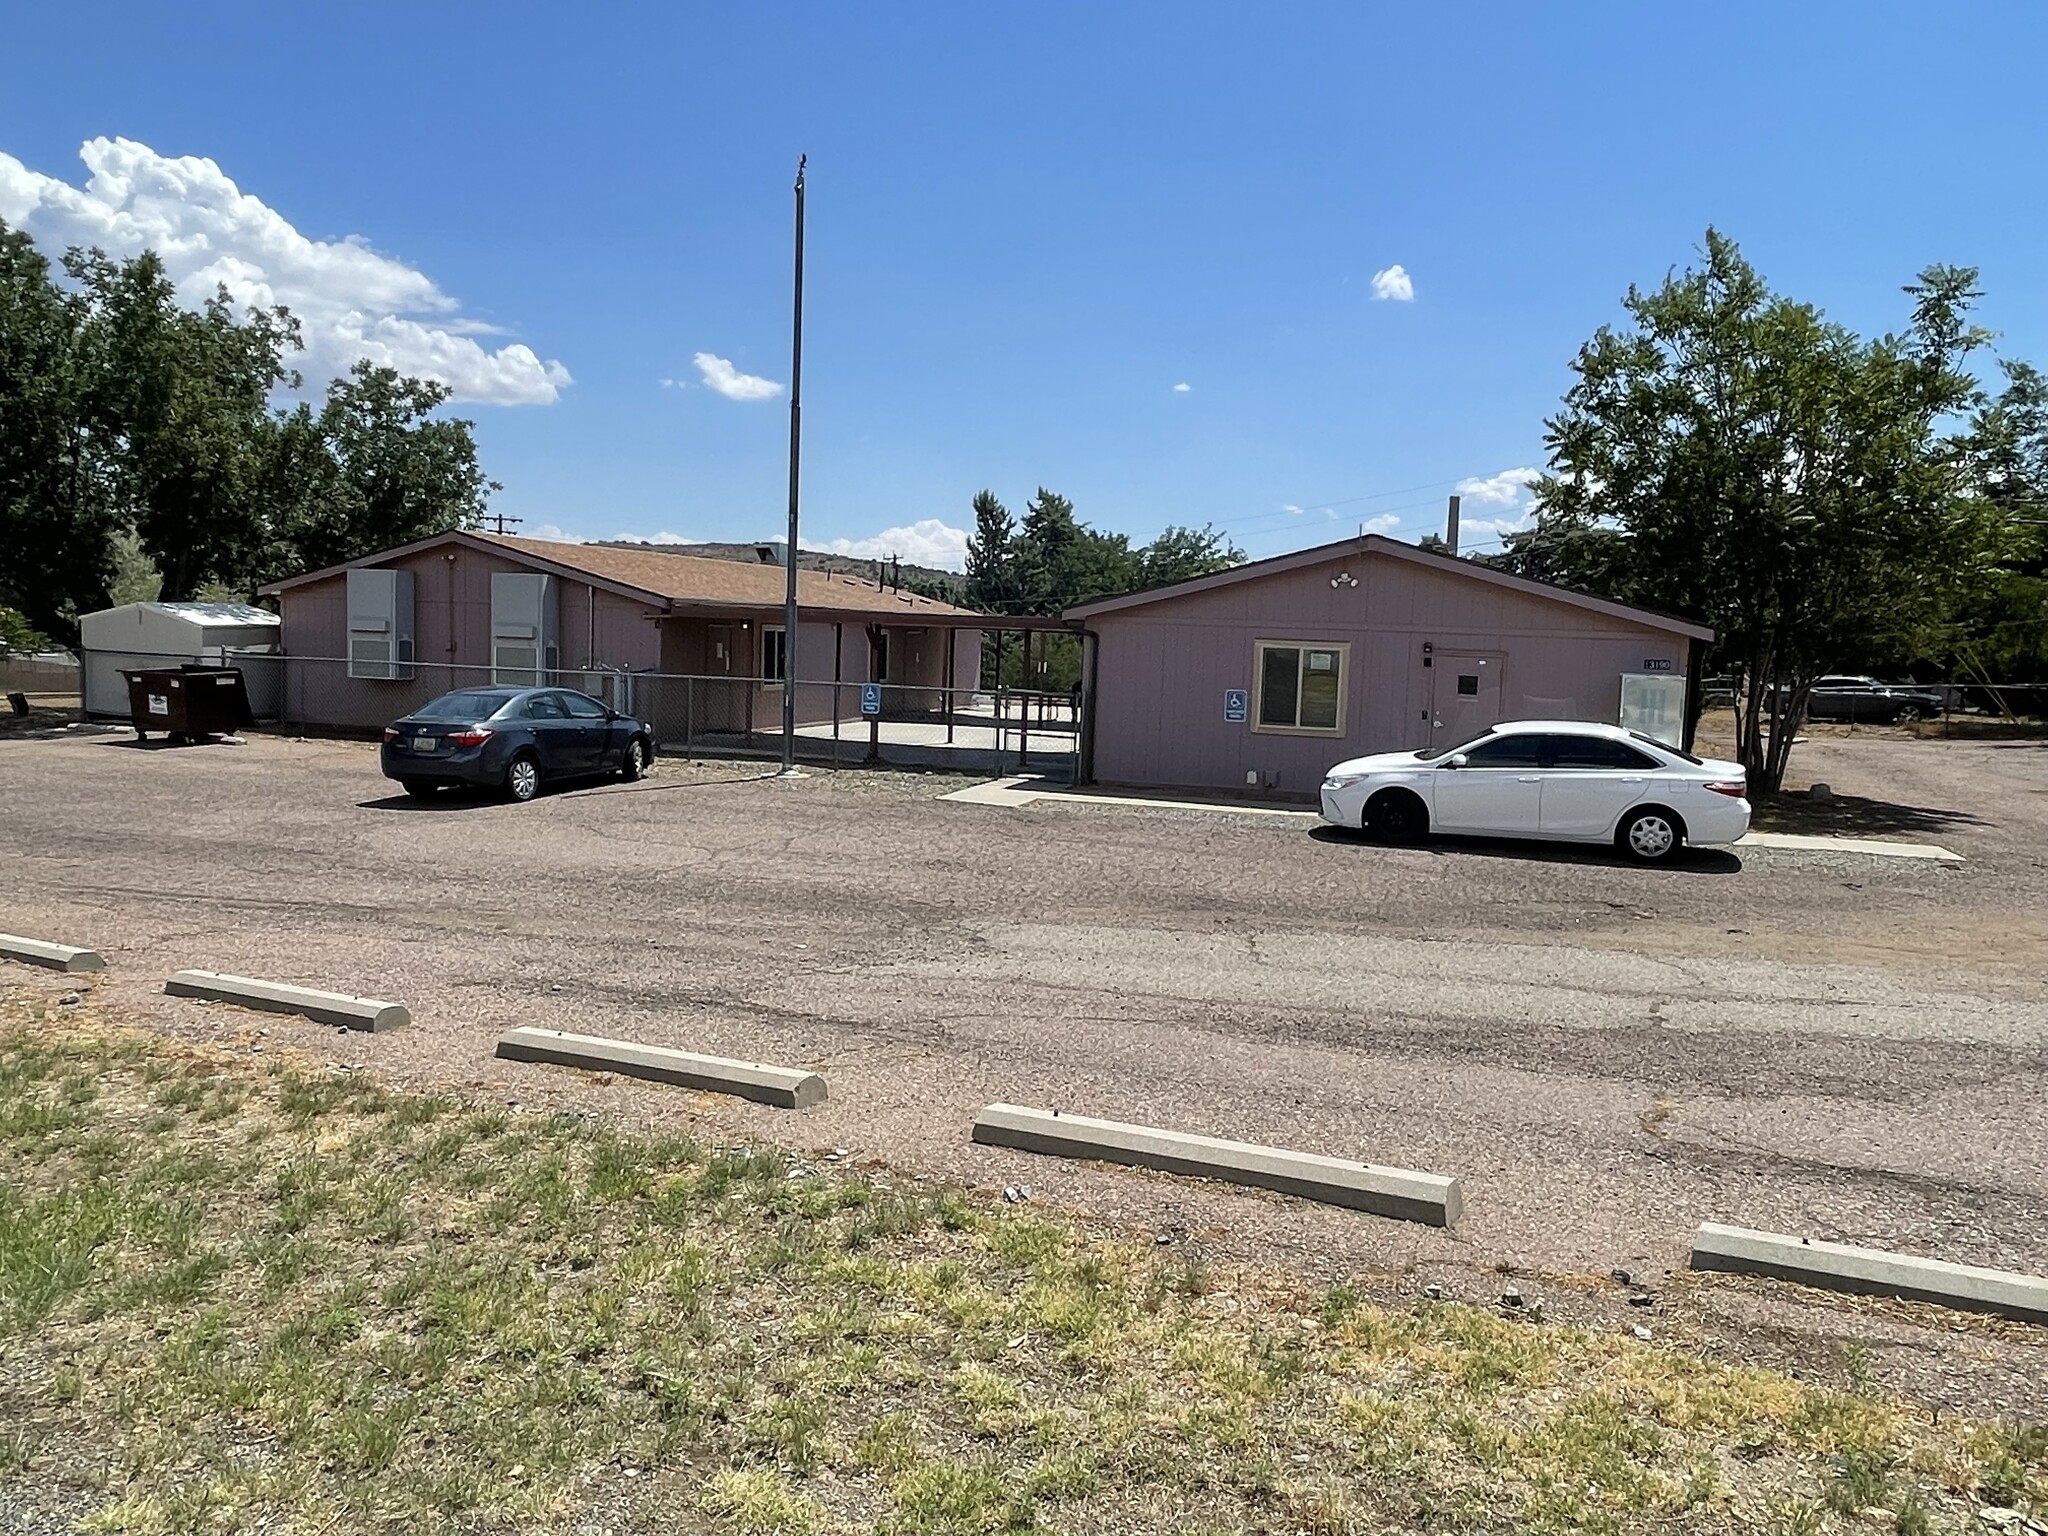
[{"xmin": 593, "ymin": 539, "xmax": 969, "ymax": 603}]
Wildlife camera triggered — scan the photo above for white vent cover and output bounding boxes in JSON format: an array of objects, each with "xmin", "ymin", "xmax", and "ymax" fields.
[
  {"xmin": 347, "ymin": 569, "xmax": 415, "ymax": 680},
  {"xmin": 491, "ymin": 572, "xmax": 558, "ymax": 685}
]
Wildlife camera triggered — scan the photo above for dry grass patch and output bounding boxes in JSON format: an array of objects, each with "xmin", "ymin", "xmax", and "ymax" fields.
[{"xmin": 0, "ymin": 991, "xmax": 2043, "ymax": 1534}]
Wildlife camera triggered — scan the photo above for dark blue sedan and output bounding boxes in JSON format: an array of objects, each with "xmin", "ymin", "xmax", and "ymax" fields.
[{"xmin": 380, "ymin": 687, "xmax": 654, "ymax": 802}]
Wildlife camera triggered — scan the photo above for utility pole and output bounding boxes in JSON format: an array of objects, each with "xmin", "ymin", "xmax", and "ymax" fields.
[
  {"xmin": 1445, "ymin": 494, "xmax": 1461, "ymax": 556},
  {"xmin": 779, "ymin": 154, "xmax": 807, "ymax": 775}
]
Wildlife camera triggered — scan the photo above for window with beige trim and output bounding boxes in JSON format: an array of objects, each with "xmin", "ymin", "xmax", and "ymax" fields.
[{"xmin": 1252, "ymin": 640, "xmax": 1349, "ymax": 733}]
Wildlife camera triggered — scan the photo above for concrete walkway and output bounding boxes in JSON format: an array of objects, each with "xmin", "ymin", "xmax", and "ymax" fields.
[{"xmin": 943, "ymin": 775, "xmax": 1966, "ymax": 860}]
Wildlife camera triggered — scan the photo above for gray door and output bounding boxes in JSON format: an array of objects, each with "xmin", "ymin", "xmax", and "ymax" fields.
[{"xmin": 1431, "ymin": 654, "xmax": 1503, "ymax": 747}]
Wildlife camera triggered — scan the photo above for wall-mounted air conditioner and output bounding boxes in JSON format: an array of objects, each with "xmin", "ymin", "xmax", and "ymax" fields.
[
  {"xmin": 347, "ymin": 569, "xmax": 415, "ymax": 680},
  {"xmin": 492, "ymin": 572, "xmax": 558, "ymax": 685}
]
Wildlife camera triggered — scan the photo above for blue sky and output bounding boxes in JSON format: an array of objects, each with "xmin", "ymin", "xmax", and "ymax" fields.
[{"xmin": 4, "ymin": 2, "xmax": 2044, "ymax": 568}]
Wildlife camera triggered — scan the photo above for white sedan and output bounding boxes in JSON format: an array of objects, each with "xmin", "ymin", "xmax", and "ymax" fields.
[{"xmin": 1319, "ymin": 720, "xmax": 1750, "ymax": 863}]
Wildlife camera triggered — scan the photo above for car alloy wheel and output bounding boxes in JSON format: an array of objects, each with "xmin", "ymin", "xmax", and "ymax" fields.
[
  {"xmin": 507, "ymin": 755, "xmax": 540, "ymax": 803},
  {"xmin": 1623, "ymin": 811, "xmax": 1678, "ymax": 862},
  {"xmin": 621, "ymin": 739, "xmax": 647, "ymax": 781},
  {"xmin": 1892, "ymin": 704, "xmax": 1924, "ymax": 724}
]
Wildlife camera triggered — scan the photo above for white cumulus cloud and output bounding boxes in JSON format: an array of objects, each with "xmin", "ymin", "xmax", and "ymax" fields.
[
  {"xmin": 633, "ymin": 531, "xmax": 701, "ymax": 545},
  {"xmin": 1363, "ymin": 513, "xmax": 1401, "ymax": 535},
  {"xmin": 526, "ymin": 524, "xmax": 586, "ymax": 542},
  {"xmin": 1454, "ymin": 466, "xmax": 1543, "ymax": 507},
  {"xmin": 1369, "ymin": 264, "xmax": 1415, "ymax": 302},
  {"xmin": 1282, "ymin": 504, "xmax": 1304, "ymax": 515},
  {"xmin": 1172, "ymin": 382, "xmax": 1191, "ymax": 393},
  {"xmin": 1449, "ymin": 468, "xmax": 1545, "ymax": 550},
  {"xmin": 0, "ymin": 137, "xmax": 570, "ymax": 406},
  {"xmin": 693, "ymin": 352, "xmax": 782, "ymax": 401},
  {"xmin": 807, "ymin": 518, "xmax": 971, "ymax": 572}
]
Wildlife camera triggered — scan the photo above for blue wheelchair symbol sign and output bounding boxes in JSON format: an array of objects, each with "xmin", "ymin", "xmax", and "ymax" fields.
[
  {"xmin": 861, "ymin": 683, "xmax": 883, "ymax": 716},
  {"xmin": 1224, "ymin": 688, "xmax": 1249, "ymax": 723}
]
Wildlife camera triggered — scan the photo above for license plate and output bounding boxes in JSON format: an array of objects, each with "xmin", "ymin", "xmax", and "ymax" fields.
[{"xmin": 413, "ymin": 736, "xmax": 436, "ymax": 751}]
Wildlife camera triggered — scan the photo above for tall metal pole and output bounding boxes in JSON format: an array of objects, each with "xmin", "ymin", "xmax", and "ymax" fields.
[{"xmin": 780, "ymin": 155, "xmax": 807, "ymax": 773}]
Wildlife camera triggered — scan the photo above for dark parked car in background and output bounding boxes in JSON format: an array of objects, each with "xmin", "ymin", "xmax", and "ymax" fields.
[
  {"xmin": 1801, "ymin": 675, "xmax": 1946, "ymax": 724},
  {"xmin": 380, "ymin": 687, "xmax": 653, "ymax": 801}
]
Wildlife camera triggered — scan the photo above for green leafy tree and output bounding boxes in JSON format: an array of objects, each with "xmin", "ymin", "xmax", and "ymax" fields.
[
  {"xmin": 0, "ymin": 606, "xmax": 49, "ymax": 650},
  {"xmin": 1138, "ymin": 523, "xmax": 1244, "ymax": 587},
  {"xmin": 1475, "ymin": 524, "xmax": 1636, "ymax": 596},
  {"xmin": 1, "ymin": 220, "xmax": 498, "ymax": 640},
  {"xmin": 0, "ymin": 223, "xmax": 118, "ymax": 649},
  {"xmin": 1955, "ymin": 361, "xmax": 2048, "ymax": 685},
  {"xmin": 72, "ymin": 248, "xmax": 301, "ymax": 601},
  {"xmin": 1532, "ymin": 230, "xmax": 1994, "ymax": 791},
  {"xmin": 269, "ymin": 362, "xmax": 494, "ymax": 581}
]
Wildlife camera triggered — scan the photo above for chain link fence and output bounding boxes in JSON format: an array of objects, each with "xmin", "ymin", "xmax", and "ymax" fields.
[{"xmin": 75, "ymin": 649, "xmax": 1079, "ymax": 777}]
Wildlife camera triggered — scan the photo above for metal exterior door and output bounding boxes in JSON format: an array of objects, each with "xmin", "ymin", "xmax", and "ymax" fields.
[{"xmin": 1431, "ymin": 653, "xmax": 1503, "ymax": 746}]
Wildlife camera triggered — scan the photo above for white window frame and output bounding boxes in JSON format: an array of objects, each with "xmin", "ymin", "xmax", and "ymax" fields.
[
  {"xmin": 760, "ymin": 625, "xmax": 788, "ymax": 686},
  {"xmin": 1251, "ymin": 639, "xmax": 1350, "ymax": 736}
]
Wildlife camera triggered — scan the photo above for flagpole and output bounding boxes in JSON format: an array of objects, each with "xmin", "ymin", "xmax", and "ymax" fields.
[{"xmin": 779, "ymin": 154, "xmax": 806, "ymax": 775}]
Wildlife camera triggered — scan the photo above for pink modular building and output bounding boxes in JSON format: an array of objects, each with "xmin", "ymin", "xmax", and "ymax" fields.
[
  {"xmin": 257, "ymin": 530, "xmax": 984, "ymax": 738},
  {"xmin": 1067, "ymin": 534, "xmax": 1714, "ymax": 797}
]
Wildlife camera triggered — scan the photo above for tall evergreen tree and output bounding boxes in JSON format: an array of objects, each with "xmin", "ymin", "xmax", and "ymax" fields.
[{"xmin": 963, "ymin": 489, "xmax": 1018, "ymax": 613}]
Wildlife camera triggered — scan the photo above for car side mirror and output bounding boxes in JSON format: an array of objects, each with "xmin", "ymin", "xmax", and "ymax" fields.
[{"xmin": 1446, "ymin": 753, "xmax": 1468, "ymax": 769}]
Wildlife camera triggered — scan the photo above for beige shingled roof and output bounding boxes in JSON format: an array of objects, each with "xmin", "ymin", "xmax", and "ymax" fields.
[{"xmin": 484, "ymin": 534, "xmax": 976, "ymax": 615}]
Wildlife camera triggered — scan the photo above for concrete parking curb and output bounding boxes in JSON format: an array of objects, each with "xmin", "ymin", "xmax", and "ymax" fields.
[
  {"xmin": 1690, "ymin": 1222, "xmax": 2048, "ymax": 1325},
  {"xmin": 0, "ymin": 934, "xmax": 105, "ymax": 973},
  {"xmin": 165, "ymin": 970, "xmax": 409, "ymax": 1032},
  {"xmin": 494, "ymin": 1027, "xmax": 827, "ymax": 1109},
  {"xmin": 971, "ymin": 1103, "xmax": 1462, "ymax": 1226}
]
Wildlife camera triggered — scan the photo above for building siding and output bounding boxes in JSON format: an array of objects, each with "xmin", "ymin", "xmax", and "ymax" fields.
[
  {"xmin": 274, "ymin": 537, "xmax": 998, "ymax": 742},
  {"xmin": 280, "ymin": 544, "xmax": 664, "ymax": 673},
  {"xmin": 1086, "ymin": 548, "xmax": 1690, "ymax": 794}
]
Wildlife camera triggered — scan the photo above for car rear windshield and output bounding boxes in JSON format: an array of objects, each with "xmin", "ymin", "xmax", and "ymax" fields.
[
  {"xmin": 1630, "ymin": 731, "xmax": 1702, "ymax": 764},
  {"xmin": 414, "ymin": 690, "xmax": 518, "ymax": 721}
]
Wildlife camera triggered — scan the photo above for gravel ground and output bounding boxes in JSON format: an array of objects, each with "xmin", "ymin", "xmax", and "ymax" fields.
[{"xmin": 3, "ymin": 727, "xmax": 2046, "ymax": 1415}]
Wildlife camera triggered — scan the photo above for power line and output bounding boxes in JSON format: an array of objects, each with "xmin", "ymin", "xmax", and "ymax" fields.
[{"xmin": 1128, "ymin": 475, "xmax": 1475, "ymax": 545}]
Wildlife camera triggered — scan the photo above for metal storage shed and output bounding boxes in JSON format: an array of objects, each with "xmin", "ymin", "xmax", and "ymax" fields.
[{"xmin": 79, "ymin": 602, "xmax": 282, "ymax": 719}]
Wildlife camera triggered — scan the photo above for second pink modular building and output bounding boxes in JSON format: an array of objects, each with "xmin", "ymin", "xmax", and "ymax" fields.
[{"xmin": 1065, "ymin": 533, "xmax": 1712, "ymax": 797}]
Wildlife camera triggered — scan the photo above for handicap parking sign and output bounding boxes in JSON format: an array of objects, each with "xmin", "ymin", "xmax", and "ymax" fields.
[
  {"xmin": 861, "ymin": 682, "xmax": 883, "ymax": 716},
  {"xmin": 1224, "ymin": 688, "xmax": 1248, "ymax": 723}
]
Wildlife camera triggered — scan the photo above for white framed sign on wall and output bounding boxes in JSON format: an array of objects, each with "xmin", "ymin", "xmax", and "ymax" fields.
[{"xmin": 1619, "ymin": 672, "xmax": 1688, "ymax": 746}]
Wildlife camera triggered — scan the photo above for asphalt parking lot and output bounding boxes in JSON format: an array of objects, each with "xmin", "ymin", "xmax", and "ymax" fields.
[{"xmin": 4, "ymin": 726, "xmax": 2046, "ymax": 1413}]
